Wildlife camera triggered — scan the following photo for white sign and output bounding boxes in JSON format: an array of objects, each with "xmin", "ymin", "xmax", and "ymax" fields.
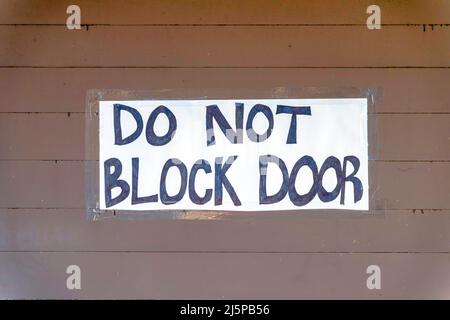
[{"xmin": 99, "ymin": 98, "xmax": 368, "ymax": 211}]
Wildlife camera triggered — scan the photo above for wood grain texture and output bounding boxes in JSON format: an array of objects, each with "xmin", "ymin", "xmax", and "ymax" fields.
[
  {"xmin": 0, "ymin": 161, "xmax": 449, "ymax": 209},
  {"xmin": 1, "ymin": 26, "xmax": 449, "ymax": 67},
  {"xmin": 1, "ymin": 68, "xmax": 449, "ymax": 113},
  {"xmin": 0, "ymin": 209, "xmax": 449, "ymax": 253},
  {"xmin": 1, "ymin": 113, "xmax": 450, "ymax": 160},
  {"xmin": 0, "ymin": 0, "xmax": 448, "ymax": 25},
  {"xmin": 1, "ymin": 251, "xmax": 449, "ymax": 299}
]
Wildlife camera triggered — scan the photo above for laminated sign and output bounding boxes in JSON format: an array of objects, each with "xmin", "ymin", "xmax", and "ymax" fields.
[{"xmin": 99, "ymin": 99, "xmax": 369, "ymax": 211}]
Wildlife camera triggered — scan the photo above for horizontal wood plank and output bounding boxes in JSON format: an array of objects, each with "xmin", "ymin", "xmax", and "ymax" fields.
[
  {"xmin": 1, "ymin": 114, "xmax": 450, "ymax": 161},
  {"xmin": 0, "ymin": 0, "xmax": 448, "ymax": 25},
  {"xmin": 1, "ymin": 26, "xmax": 449, "ymax": 67},
  {"xmin": 0, "ymin": 209, "xmax": 449, "ymax": 253},
  {"xmin": 0, "ymin": 251, "xmax": 449, "ymax": 298},
  {"xmin": 0, "ymin": 68, "xmax": 449, "ymax": 113},
  {"xmin": 0, "ymin": 161, "xmax": 449, "ymax": 209}
]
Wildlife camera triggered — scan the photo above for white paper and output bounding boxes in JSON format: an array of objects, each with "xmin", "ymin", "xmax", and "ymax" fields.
[{"xmin": 99, "ymin": 98, "xmax": 368, "ymax": 211}]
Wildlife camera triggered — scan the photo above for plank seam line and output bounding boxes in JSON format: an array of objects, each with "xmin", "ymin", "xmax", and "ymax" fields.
[
  {"xmin": 1, "ymin": 250, "xmax": 450, "ymax": 254},
  {"xmin": 1, "ymin": 66, "xmax": 449, "ymax": 69},
  {"xmin": 1, "ymin": 23, "xmax": 449, "ymax": 27}
]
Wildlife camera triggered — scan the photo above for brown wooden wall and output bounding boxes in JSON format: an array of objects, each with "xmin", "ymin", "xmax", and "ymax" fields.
[{"xmin": 0, "ymin": 0, "xmax": 449, "ymax": 299}]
